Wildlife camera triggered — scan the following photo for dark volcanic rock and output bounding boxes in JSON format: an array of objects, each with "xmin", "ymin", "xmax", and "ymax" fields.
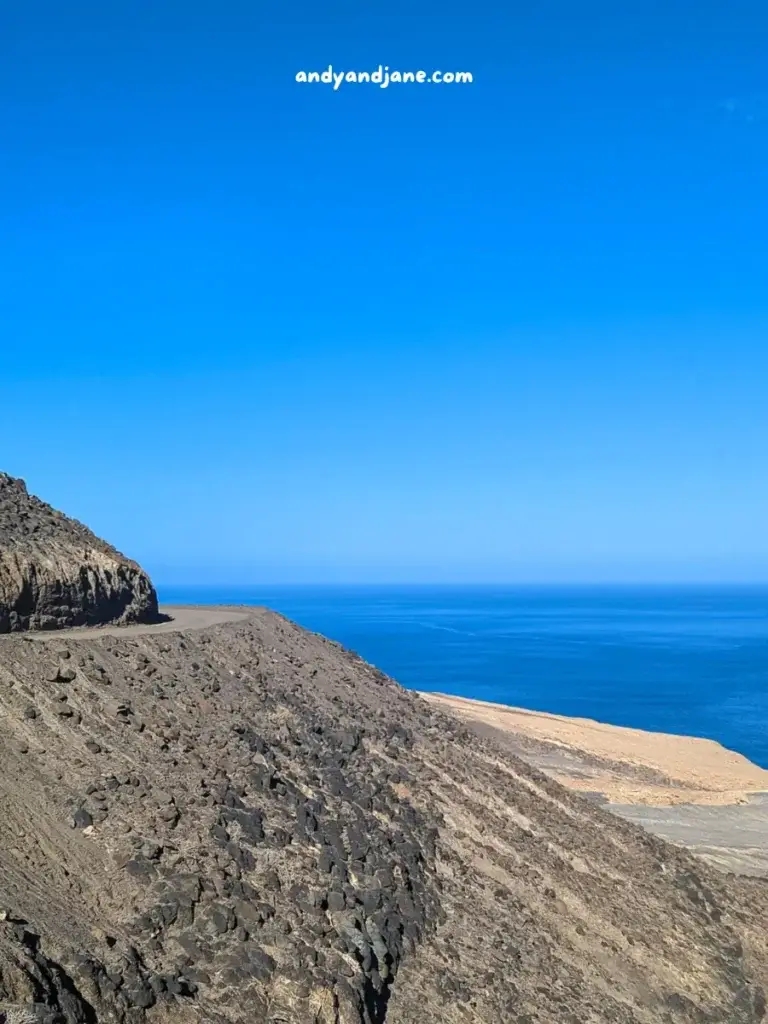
[
  {"xmin": 1, "ymin": 487, "xmax": 768, "ymax": 1022},
  {"xmin": 1, "ymin": 613, "xmax": 768, "ymax": 1023},
  {"xmin": 0, "ymin": 472, "xmax": 159, "ymax": 633}
]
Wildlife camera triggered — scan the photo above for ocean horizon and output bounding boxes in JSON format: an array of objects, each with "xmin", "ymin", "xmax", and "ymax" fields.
[{"xmin": 156, "ymin": 583, "xmax": 768, "ymax": 770}]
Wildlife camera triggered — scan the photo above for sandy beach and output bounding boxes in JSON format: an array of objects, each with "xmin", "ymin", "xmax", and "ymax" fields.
[
  {"xmin": 421, "ymin": 691, "xmax": 768, "ymax": 876},
  {"xmin": 420, "ymin": 692, "xmax": 768, "ymax": 806}
]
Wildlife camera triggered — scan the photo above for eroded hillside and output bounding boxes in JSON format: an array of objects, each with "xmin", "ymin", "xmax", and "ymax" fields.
[{"xmin": 1, "ymin": 609, "xmax": 768, "ymax": 1023}]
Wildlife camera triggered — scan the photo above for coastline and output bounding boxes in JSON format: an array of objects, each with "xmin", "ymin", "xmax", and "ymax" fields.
[
  {"xmin": 420, "ymin": 691, "xmax": 768, "ymax": 876},
  {"xmin": 419, "ymin": 691, "xmax": 768, "ymax": 807}
]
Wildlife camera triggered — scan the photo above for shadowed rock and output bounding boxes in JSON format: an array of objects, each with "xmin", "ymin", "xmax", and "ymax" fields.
[
  {"xmin": 1, "ymin": 611, "xmax": 768, "ymax": 1023},
  {"xmin": 2, "ymin": 483, "xmax": 768, "ymax": 1021},
  {"xmin": 0, "ymin": 473, "xmax": 159, "ymax": 633}
]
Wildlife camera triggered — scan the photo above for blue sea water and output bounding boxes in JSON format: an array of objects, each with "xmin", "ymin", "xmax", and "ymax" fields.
[{"xmin": 157, "ymin": 585, "xmax": 768, "ymax": 769}]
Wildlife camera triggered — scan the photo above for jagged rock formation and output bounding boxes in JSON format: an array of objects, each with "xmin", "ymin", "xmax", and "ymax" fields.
[
  {"xmin": 0, "ymin": 474, "xmax": 158, "ymax": 633},
  {"xmin": 2, "ymin": 609, "xmax": 768, "ymax": 1023}
]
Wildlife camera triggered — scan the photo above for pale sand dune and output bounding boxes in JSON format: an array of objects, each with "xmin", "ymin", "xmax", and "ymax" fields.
[{"xmin": 420, "ymin": 692, "xmax": 768, "ymax": 807}]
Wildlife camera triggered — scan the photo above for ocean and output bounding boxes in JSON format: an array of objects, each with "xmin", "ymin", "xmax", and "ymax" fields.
[{"xmin": 157, "ymin": 585, "xmax": 768, "ymax": 769}]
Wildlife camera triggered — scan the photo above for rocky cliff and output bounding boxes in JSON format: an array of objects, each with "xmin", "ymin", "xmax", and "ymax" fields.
[
  {"xmin": 0, "ymin": 474, "xmax": 159, "ymax": 633},
  {"xmin": 1, "ymin": 608, "xmax": 768, "ymax": 1024},
  {"xmin": 2, "ymin": 485, "xmax": 768, "ymax": 1024}
]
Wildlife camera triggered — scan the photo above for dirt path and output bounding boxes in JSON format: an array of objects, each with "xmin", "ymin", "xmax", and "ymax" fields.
[
  {"xmin": 6, "ymin": 605, "xmax": 768, "ymax": 1021},
  {"xmin": 15, "ymin": 611, "xmax": 768, "ymax": 878},
  {"xmin": 21, "ymin": 605, "xmax": 254, "ymax": 640}
]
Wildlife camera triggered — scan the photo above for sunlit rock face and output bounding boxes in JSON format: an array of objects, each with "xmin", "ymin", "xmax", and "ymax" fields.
[{"xmin": 0, "ymin": 472, "xmax": 158, "ymax": 633}]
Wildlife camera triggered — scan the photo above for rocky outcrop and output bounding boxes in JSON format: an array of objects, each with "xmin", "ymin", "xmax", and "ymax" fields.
[
  {"xmin": 2, "ymin": 482, "xmax": 768, "ymax": 1022},
  {"xmin": 2, "ymin": 609, "xmax": 768, "ymax": 1023},
  {"xmin": 0, "ymin": 474, "xmax": 158, "ymax": 633}
]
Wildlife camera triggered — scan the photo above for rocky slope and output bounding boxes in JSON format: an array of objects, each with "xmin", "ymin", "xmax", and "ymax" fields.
[
  {"xmin": 2, "ymin": 608, "xmax": 768, "ymax": 1024},
  {"xmin": 0, "ymin": 474, "xmax": 158, "ymax": 633}
]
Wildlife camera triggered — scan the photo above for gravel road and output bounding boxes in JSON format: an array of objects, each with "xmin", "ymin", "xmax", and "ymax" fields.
[{"xmin": 21, "ymin": 604, "xmax": 254, "ymax": 640}]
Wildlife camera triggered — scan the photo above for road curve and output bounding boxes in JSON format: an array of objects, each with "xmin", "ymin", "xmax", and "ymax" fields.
[{"xmin": 16, "ymin": 605, "xmax": 255, "ymax": 641}]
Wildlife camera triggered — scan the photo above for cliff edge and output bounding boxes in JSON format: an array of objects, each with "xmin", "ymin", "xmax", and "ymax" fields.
[
  {"xmin": 0, "ymin": 473, "xmax": 159, "ymax": 633},
  {"xmin": 2, "ymin": 485, "xmax": 768, "ymax": 1023},
  {"xmin": 1, "ymin": 612, "xmax": 768, "ymax": 1023}
]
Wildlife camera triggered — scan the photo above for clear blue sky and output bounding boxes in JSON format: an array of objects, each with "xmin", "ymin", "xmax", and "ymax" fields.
[{"xmin": 2, "ymin": 1, "xmax": 767, "ymax": 583}]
